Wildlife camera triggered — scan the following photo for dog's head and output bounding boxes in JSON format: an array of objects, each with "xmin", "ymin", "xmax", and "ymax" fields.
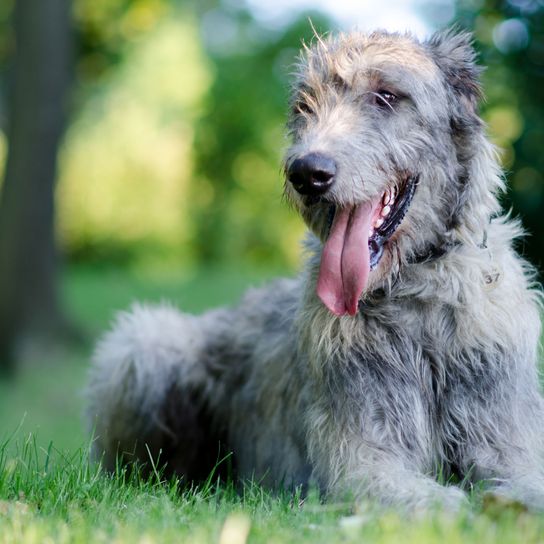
[{"xmin": 284, "ymin": 29, "xmax": 500, "ymax": 316}]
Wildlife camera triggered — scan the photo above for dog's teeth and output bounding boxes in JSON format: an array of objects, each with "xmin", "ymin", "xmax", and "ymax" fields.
[
  {"xmin": 369, "ymin": 227, "xmax": 374, "ymax": 237},
  {"xmin": 381, "ymin": 205, "xmax": 391, "ymax": 217},
  {"xmin": 384, "ymin": 188, "xmax": 397, "ymax": 206},
  {"xmin": 375, "ymin": 218, "xmax": 384, "ymax": 228}
]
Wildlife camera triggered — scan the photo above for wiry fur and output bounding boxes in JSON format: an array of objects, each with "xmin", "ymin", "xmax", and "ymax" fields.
[{"xmin": 87, "ymin": 29, "xmax": 544, "ymax": 512}]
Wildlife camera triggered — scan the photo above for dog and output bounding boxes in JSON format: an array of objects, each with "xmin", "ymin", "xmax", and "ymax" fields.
[{"xmin": 87, "ymin": 29, "xmax": 544, "ymax": 512}]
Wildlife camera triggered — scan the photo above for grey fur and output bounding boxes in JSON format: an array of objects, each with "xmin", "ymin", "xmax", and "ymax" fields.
[{"xmin": 87, "ymin": 29, "xmax": 544, "ymax": 512}]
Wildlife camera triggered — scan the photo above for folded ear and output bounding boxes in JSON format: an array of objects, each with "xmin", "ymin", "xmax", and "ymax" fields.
[
  {"xmin": 426, "ymin": 28, "xmax": 483, "ymax": 121},
  {"xmin": 427, "ymin": 30, "xmax": 487, "ymax": 228}
]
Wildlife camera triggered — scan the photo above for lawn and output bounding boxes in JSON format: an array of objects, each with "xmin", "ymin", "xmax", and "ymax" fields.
[{"xmin": 1, "ymin": 265, "xmax": 543, "ymax": 543}]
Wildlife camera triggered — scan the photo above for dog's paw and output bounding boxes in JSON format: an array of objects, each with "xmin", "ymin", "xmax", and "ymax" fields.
[{"xmin": 410, "ymin": 485, "xmax": 469, "ymax": 517}]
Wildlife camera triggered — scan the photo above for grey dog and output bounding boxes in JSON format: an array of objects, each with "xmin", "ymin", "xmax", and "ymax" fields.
[{"xmin": 87, "ymin": 29, "xmax": 544, "ymax": 512}]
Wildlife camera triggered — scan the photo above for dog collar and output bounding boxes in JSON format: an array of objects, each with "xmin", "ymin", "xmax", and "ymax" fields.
[{"xmin": 408, "ymin": 230, "xmax": 488, "ymax": 265}]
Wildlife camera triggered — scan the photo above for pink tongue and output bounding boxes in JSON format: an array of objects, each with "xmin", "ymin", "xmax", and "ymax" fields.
[{"xmin": 316, "ymin": 202, "xmax": 377, "ymax": 316}]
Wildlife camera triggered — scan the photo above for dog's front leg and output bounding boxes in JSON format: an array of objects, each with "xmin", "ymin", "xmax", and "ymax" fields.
[
  {"xmin": 482, "ymin": 467, "xmax": 544, "ymax": 511},
  {"xmin": 330, "ymin": 449, "xmax": 468, "ymax": 513},
  {"xmin": 445, "ymin": 358, "xmax": 544, "ymax": 511},
  {"xmin": 306, "ymin": 398, "xmax": 468, "ymax": 512},
  {"xmin": 461, "ymin": 403, "xmax": 544, "ymax": 510}
]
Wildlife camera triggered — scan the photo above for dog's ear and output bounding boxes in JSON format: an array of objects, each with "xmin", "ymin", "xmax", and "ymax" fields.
[
  {"xmin": 427, "ymin": 29, "xmax": 483, "ymax": 126},
  {"xmin": 427, "ymin": 30, "xmax": 485, "ymax": 228}
]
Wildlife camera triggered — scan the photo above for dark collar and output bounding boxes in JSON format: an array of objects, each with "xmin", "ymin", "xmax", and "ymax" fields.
[
  {"xmin": 408, "ymin": 230, "xmax": 488, "ymax": 265},
  {"xmin": 357, "ymin": 230, "xmax": 489, "ymax": 313}
]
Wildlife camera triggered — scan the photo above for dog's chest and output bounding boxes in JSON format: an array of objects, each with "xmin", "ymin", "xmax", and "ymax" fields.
[{"xmin": 327, "ymin": 302, "xmax": 495, "ymax": 410}]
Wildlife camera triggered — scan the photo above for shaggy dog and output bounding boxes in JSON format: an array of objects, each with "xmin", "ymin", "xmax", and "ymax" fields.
[{"xmin": 87, "ymin": 29, "xmax": 544, "ymax": 512}]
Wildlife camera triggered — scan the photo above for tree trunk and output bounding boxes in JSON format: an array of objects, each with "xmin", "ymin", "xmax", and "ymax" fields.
[{"xmin": 0, "ymin": 0, "xmax": 72, "ymax": 372}]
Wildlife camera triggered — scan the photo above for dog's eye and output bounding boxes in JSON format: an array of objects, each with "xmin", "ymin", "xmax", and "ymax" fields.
[
  {"xmin": 294, "ymin": 100, "xmax": 313, "ymax": 115},
  {"xmin": 374, "ymin": 90, "xmax": 398, "ymax": 109}
]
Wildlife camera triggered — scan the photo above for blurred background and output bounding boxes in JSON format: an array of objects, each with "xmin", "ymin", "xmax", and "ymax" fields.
[{"xmin": 0, "ymin": 0, "xmax": 542, "ymax": 453}]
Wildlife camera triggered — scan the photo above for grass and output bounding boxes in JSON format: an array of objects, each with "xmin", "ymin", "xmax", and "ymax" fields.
[
  {"xmin": 1, "ymin": 440, "xmax": 544, "ymax": 544},
  {"xmin": 1, "ymin": 264, "xmax": 544, "ymax": 543}
]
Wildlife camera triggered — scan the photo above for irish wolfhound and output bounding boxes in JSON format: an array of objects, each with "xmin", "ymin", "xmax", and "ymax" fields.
[{"xmin": 87, "ymin": 29, "xmax": 544, "ymax": 512}]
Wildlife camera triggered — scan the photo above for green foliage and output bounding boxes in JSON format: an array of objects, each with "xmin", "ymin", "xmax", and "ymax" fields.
[
  {"xmin": 51, "ymin": 3, "xmax": 333, "ymax": 271},
  {"xmin": 190, "ymin": 8, "xmax": 331, "ymax": 267},
  {"xmin": 3, "ymin": 1, "xmax": 544, "ymax": 272},
  {"xmin": 73, "ymin": 0, "xmax": 171, "ymax": 82},
  {"xmin": 58, "ymin": 12, "xmax": 212, "ymax": 270},
  {"xmin": 0, "ymin": 0, "xmax": 13, "ymax": 72}
]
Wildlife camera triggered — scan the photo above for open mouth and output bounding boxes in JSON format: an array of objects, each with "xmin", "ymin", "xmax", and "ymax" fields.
[
  {"xmin": 368, "ymin": 175, "xmax": 418, "ymax": 269},
  {"xmin": 317, "ymin": 175, "xmax": 418, "ymax": 316}
]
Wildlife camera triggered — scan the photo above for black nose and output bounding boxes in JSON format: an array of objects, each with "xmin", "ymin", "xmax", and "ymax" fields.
[{"xmin": 288, "ymin": 153, "xmax": 337, "ymax": 196}]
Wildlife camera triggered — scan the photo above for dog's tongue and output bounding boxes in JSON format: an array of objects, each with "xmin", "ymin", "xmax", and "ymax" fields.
[{"xmin": 317, "ymin": 202, "xmax": 378, "ymax": 316}]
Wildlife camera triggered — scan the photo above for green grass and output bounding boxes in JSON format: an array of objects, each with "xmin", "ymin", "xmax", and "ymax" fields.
[
  {"xmin": 1, "ymin": 264, "xmax": 544, "ymax": 543},
  {"xmin": 1, "ymin": 439, "xmax": 544, "ymax": 544}
]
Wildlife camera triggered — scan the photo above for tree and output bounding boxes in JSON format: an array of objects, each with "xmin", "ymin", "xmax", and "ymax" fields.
[{"xmin": 0, "ymin": 0, "xmax": 72, "ymax": 372}]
